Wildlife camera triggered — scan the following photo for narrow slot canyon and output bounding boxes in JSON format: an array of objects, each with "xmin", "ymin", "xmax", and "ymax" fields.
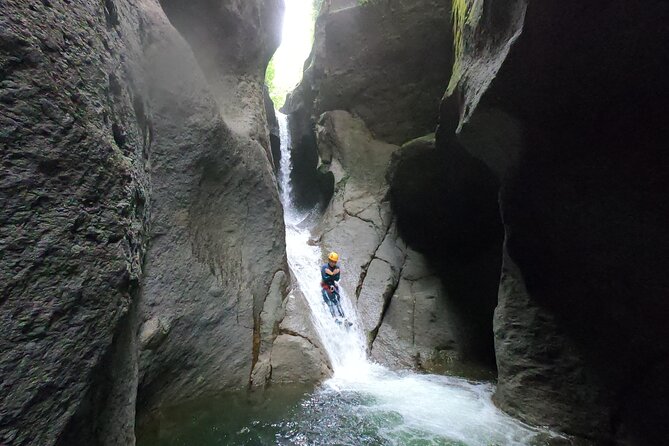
[{"xmin": 1, "ymin": 1, "xmax": 667, "ymax": 445}]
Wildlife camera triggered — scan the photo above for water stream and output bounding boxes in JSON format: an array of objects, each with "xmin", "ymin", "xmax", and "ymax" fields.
[
  {"xmin": 138, "ymin": 1, "xmax": 563, "ymax": 442},
  {"xmin": 273, "ymin": 113, "xmax": 559, "ymax": 446}
]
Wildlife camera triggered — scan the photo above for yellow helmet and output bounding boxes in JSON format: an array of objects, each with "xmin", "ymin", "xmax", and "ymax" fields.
[{"xmin": 328, "ymin": 252, "xmax": 339, "ymax": 262}]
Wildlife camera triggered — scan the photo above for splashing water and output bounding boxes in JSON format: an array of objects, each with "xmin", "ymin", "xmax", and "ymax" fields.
[{"xmin": 276, "ymin": 113, "xmax": 561, "ymax": 445}]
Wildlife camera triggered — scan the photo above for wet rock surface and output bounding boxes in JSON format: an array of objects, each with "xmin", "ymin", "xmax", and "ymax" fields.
[
  {"xmin": 270, "ymin": 334, "xmax": 330, "ymax": 384},
  {"xmin": 442, "ymin": 0, "xmax": 669, "ymax": 443},
  {"xmin": 311, "ymin": 111, "xmax": 397, "ymax": 297},
  {"xmin": 371, "ymin": 249, "xmax": 459, "ymax": 373},
  {"xmin": 307, "ymin": 111, "xmax": 480, "ymax": 375},
  {"xmin": 1, "ymin": 0, "xmax": 290, "ymax": 443}
]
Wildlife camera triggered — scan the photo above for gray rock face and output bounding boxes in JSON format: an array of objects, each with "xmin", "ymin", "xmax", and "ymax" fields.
[
  {"xmin": 309, "ymin": 111, "xmax": 476, "ymax": 375},
  {"xmin": 1, "ymin": 0, "xmax": 290, "ymax": 443},
  {"xmin": 442, "ymin": 0, "xmax": 669, "ymax": 443},
  {"xmin": 158, "ymin": 0, "xmax": 283, "ymax": 157},
  {"xmin": 135, "ymin": 0, "xmax": 288, "ymax": 413},
  {"xmin": 282, "ymin": 0, "xmax": 453, "ymax": 211},
  {"xmin": 356, "ymin": 222, "xmax": 405, "ymax": 341},
  {"xmin": 493, "ymin": 246, "xmax": 610, "ymax": 438},
  {"xmin": 357, "ymin": 258, "xmax": 399, "ymax": 337},
  {"xmin": 285, "ymin": 0, "xmax": 453, "ymax": 145},
  {"xmin": 312, "ymin": 111, "xmax": 397, "ymax": 296},
  {"xmin": 264, "ymin": 85, "xmax": 281, "ymax": 170},
  {"xmin": 251, "ymin": 271, "xmax": 289, "ymax": 387},
  {"xmin": 269, "ymin": 288, "xmax": 331, "ymax": 384},
  {"xmin": 270, "ymin": 334, "xmax": 330, "ymax": 384},
  {"xmin": 1, "ymin": 1, "xmax": 149, "ymax": 444},
  {"xmin": 387, "ymin": 134, "xmax": 502, "ymax": 367},
  {"xmin": 371, "ymin": 249, "xmax": 459, "ymax": 373}
]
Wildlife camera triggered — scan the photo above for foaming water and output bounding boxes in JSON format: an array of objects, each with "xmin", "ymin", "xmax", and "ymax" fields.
[
  {"xmin": 277, "ymin": 112, "xmax": 560, "ymax": 445},
  {"xmin": 317, "ymin": 366, "xmax": 547, "ymax": 446}
]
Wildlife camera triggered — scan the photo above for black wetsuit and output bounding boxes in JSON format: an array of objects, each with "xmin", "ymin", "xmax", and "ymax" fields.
[{"xmin": 321, "ymin": 264, "xmax": 344, "ymax": 318}]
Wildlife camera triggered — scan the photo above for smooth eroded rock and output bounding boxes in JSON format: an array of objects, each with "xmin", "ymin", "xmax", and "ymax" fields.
[{"xmin": 270, "ymin": 334, "xmax": 330, "ymax": 384}]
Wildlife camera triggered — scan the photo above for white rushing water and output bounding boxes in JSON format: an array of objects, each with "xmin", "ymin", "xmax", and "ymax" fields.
[{"xmin": 277, "ymin": 113, "xmax": 559, "ymax": 445}]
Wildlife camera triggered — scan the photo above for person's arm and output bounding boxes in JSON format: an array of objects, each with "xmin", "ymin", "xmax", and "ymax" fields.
[{"xmin": 322, "ymin": 266, "xmax": 334, "ymax": 282}]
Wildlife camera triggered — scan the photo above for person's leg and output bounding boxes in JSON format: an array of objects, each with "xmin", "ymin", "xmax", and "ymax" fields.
[
  {"xmin": 333, "ymin": 291, "xmax": 345, "ymax": 318},
  {"xmin": 322, "ymin": 288, "xmax": 336, "ymax": 317}
]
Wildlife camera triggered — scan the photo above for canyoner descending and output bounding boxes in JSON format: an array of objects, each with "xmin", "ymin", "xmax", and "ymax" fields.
[{"xmin": 320, "ymin": 251, "xmax": 353, "ymax": 327}]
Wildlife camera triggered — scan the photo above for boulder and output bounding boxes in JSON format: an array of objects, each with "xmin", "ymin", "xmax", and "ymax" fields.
[
  {"xmin": 357, "ymin": 259, "xmax": 398, "ymax": 338},
  {"xmin": 270, "ymin": 334, "xmax": 330, "ymax": 384},
  {"xmin": 273, "ymin": 287, "xmax": 331, "ymax": 383},
  {"xmin": 251, "ymin": 271, "xmax": 289, "ymax": 388},
  {"xmin": 356, "ymin": 222, "xmax": 405, "ymax": 342},
  {"xmin": 370, "ymin": 277, "xmax": 417, "ymax": 369}
]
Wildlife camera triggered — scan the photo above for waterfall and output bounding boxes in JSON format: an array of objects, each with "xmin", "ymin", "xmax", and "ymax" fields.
[
  {"xmin": 278, "ymin": 113, "xmax": 368, "ymax": 372},
  {"xmin": 276, "ymin": 112, "xmax": 562, "ymax": 445}
]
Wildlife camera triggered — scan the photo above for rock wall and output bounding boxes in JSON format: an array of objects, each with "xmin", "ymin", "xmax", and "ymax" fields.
[
  {"xmin": 136, "ymin": 0, "xmax": 288, "ymax": 414},
  {"xmin": 309, "ymin": 111, "xmax": 478, "ymax": 375},
  {"xmin": 286, "ymin": 0, "xmax": 453, "ymax": 145},
  {"xmin": 0, "ymin": 0, "xmax": 290, "ymax": 444},
  {"xmin": 441, "ymin": 0, "xmax": 669, "ymax": 443},
  {"xmin": 284, "ymin": 0, "xmax": 498, "ymax": 377},
  {"xmin": 264, "ymin": 86, "xmax": 281, "ymax": 170},
  {"xmin": 386, "ymin": 134, "xmax": 502, "ymax": 368},
  {"xmin": 1, "ymin": 1, "xmax": 149, "ymax": 444},
  {"xmin": 282, "ymin": 0, "xmax": 453, "ymax": 210}
]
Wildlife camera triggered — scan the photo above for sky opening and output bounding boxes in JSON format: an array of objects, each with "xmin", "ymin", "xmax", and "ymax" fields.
[{"xmin": 267, "ymin": 0, "xmax": 319, "ymax": 108}]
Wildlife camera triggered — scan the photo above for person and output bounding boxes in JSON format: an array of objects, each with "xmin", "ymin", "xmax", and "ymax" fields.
[{"xmin": 321, "ymin": 251, "xmax": 344, "ymax": 318}]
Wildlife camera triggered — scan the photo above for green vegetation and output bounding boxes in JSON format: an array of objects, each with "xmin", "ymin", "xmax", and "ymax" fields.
[
  {"xmin": 265, "ymin": 57, "xmax": 285, "ymax": 106},
  {"xmin": 313, "ymin": 0, "xmax": 324, "ymax": 19},
  {"xmin": 447, "ymin": 0, "xmax": 480, "ymax": 94},
  {"xmin": 452, "ymin": 0, "xmax": 468, "ymax": 64},
  {"xmin": 357, "ymin": 0, "xmax": 383, "ymax": 6},
  {"xmin": 265, "ymin": 0, "xmax": 322, "ymax": 109}
]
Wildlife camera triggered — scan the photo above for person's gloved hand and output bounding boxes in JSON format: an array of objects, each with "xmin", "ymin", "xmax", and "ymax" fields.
[{"xmin": 329, "ymin": 285, "xmax": 335, "ymax": 292}]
